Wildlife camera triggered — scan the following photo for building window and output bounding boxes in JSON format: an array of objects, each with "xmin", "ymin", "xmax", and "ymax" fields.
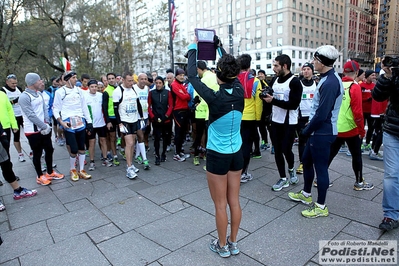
[
  {"xmin": 245, "ymin": 9, "xmax": 250, "ymax": 17},
  {"xmin": 267, "ymin": 40, "xmax": 272, "ymax": 48},
  {"xmin": 292, "ymin": 50, "xmax": 296, "ymax": 58},
  {"xmin": 256, "ymin": 29, "xmax": 261, "ymax": 38},
  {"xmin": 299, "ymin": 14, "xmax": 302, "ymax": 23},
  {"xmin": 236, "ymin": 22, "xmax": 241, "ymax": 31},
  {"xmin": 266, "ymin": 15, "xmax": 272, "ymax": 24},
  {"xmin": 292, "ymin": 13, "xmax": 296, "ymax": 22},
  {"xmin": 277, "ymin": 0, "xmax": 283, "ymax": 9},
  {"xmin": 256, "ymin": 64, "xmax": 260, "ymax": 69},
  {"xmin": 266, "ymin": 3, "xmax": 272, "ymax": 12},
  {"xmin": 246, "ymin": 43, "xmax": 251, "ymax": 51},
  {"xmin": 299, "ymin": 27, "xmax": 302, "ymax": 35},
  {"xmin": 277, "ymin": 38, "xmax": 282, "ymax": 46},
  {"xmin": 266, "ymin": 28, "xmax": 272, "ymax": 36},
  {"xmin": 218, "ymin": 17, "xmax": 223, "ymax": 24},
  {"xmin": 245, "ymin": 20, "xmax": 250, "ymax": 29},
  {"xmin": 246, "ymin": 0, "xmax": 250, "ymax": 5},
  {"xmin": 292, "ymin": 0, "xmax": 296, "ymax": 8},
  {"xmin": 255, "ymin": 6, "xmax": 261, "ymax": 15},
  {"xmin": 256, "ymin": 41, "xmax": 261, "ymax": 49},
  {"xmin": 236, "ymin": 1, "xmax": 240, "ymax": 9},
  {"xmin": 292, "ymin": 38, "xmax": 296, "ymax": 46},
  {"xmin": 267, "ymin": 64, "xmax": 272, "ymax": 69},
  {"xmin": 299, "ymin": 39, "xmax": 302, "ymax": 46},
  {"xmin": 299, "ymin": 2, "xmax": 302, "ymax": 10},
  {"xmin": 277, "ymin": 25, "xmax": 283, "ymax": 34},
  {"xmin": 267, "ymin": 52, "xmax": 272, "ymax": 59},
  {"xmin": 299, "ymin": 51, "xmax": 302, "ymax": 59},
  {"xmin": 277, "ymin": 13, "xmax": 283, "ymax": 22},
  {"xmin": 292, "ymin": 25, "xmax": 296, "ymax": 34}
]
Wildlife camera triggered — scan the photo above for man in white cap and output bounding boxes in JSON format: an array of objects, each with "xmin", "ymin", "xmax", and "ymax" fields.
[
  {"xmin": 19, "ymin": 73, "xmax": 65, "ymax": 186},
  {"xmin": 288, "ymin": 45, "xmax": 344, "ymax": 218}
]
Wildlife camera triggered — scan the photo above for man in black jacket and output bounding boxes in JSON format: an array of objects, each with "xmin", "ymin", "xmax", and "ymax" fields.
[{"xmin": 372, "ymin": 59, "xmax": 399, "ymax": 231}]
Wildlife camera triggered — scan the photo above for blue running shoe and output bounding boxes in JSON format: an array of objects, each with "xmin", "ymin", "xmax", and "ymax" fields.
[{"xmin": 209, "ymin": 239, "xmax": 230, "ymax": 258}]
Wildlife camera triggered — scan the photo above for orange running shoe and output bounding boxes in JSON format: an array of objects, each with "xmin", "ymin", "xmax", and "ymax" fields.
[
  {"xmin": 78, "ymin": 170, "xmax": 92, "ymax": 180},
  {"xmin": 70, "ymin": 169, "xmax": 79, "ymax": 182},
  {"xmin": 36, "ymin": 175, "xmax": 51, "ymax": 186},
  {"xmin": 46, "ymin": 170, "xmax": 65, "ymax": 180}
]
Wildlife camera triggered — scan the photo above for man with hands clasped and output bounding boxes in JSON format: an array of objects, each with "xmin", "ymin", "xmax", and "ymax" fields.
[{"xmin": 19, "ymin": 73, "xmax": 65, "ymax": 185}]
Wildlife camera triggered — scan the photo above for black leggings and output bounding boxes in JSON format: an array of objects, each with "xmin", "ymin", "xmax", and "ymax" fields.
[
  {"xmin": 296, "ymin": 116, "xmax": 310, "ymax": 163},
  {"xmin": 173, "ymin": 109, "xmax": 189, "ymax": 154},
  {"xmin": 270, "ymin": 122, "xmax": 296, "ymax": 178},
  {"xmin": 329, "ymin": 135, "xmax": 363, "ymax": 183},
  {"xmin": 193, "ymin": 118, "xmax": 206, "ymax": 156},
  {"xmin": 153, "ymin": 122, "xmax": 170, "ymax": 157},
  {"xmin": 241, "ymin": 120, "xmax": 257, "ymax": 173},
  {"xmin": 364, "ymin": 113, "xmax": 374, "ymax": 144},
  {"xmin": 26, "ymin": 133, "xmax": 54, "ymax": 176},
  {"xmin": 371, "ymin": 117, "xmax": 383, "ymax": 153},
  {"xmin": 65, "ymin": 129, "xmax": 86, "ymax": 154},
  {"xmin": 0, "ymin": 159, "xmax": 17, "ymax": 183}
]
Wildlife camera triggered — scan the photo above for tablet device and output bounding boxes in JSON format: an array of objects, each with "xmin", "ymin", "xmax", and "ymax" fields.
[{"xmin": 195, "ymin": 28, "xmax": 216, "ymax": 60}]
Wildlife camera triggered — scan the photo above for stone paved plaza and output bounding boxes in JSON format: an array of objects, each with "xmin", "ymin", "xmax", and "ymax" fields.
[{"xmin": 0, "ymin": 135, "xmax": 397, "ymax": 266}]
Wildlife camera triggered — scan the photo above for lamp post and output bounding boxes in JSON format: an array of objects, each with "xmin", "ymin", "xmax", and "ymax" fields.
[{"xmin": 229, "ymin": 0, "xmax": 233, "ymax": 55}]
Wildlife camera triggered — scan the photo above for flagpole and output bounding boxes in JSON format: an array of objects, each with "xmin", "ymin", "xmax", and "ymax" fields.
[{"xmin": 168, "ymin": 0, "xmax": 175, "ymax": 71}]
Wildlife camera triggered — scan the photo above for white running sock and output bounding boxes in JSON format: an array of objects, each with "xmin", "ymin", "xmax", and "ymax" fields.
[
  {"xmin": 138, "ymin": 142, "xmax": 147, "ymax": 160},
  {"xmin": 302, "ymin": 190, "xmax": 311, "ymax": 197},
  {"xmin": 70, "ymin": 156, "xmax": 76, "ymax": 170},
  {"xmin": 315, "ymin": 202, "xmax": 326, "ymax": 209},
  {"xmin": 79, "ymin": 154, "xmax": 85, "ymax": 171},
  {"xmin": 135, "ymin": 142, "xmax": 140, "ymax": 159}
]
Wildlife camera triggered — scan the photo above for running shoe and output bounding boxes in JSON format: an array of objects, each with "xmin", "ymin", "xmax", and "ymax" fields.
[
  {"xmin": 89, "ymin": 161, "xmax": 95, "ymax": 171},
  {"xmin": 301, "ymin": 203, "xmax": 329, "ymax": 218},
  {"xmin": 354, "ymin": 180, "xmax": 374, "ymax": 191},
  {"xmin": 135, "ymin": 155, "xmax": 143, "ymax": 164},
  {"xmin": 119, "ymin": 150, "xmax": 126, "ymax": 160},
  {"xmin": 101, "ymin": 159, "xmax": 113, "ymax": 167},
  {"xmin": 227, "ymin": 236, "xmax": 240, "ymax": 255},
  {"xmin": 78, "ymin": 170, "xmax": 92, "ymax": 179},
  {"xmin": 46, "ymin": 170, "xmax": 64, "ymax": 180},
  {"xmin": 143, "ymin": 159, "xmax": 150, "ymax": 170},
  {"xmin": 70, "ymin": 169, "xmax": 79, "ymax": 182},
  {"xmin": 379, "ymin": 217, "xmax": 399, "ymax": 231},
  {"xmin": 13, "ymin": 187, "xmax": 37, "ymax": 200},
  {"xmin": 289, "ymin": 169, "xmax": 299, "ymax": 184},
  {"xmin": 161, "ymin": 154, "xmax": 167, "ymax": 162},
  {"xmin": 131, "ymin": 164, "xmax": 140, "ymax": 173},
  {"xmin": 173, "ymin": 154, "xmax": 186, "ymax": 162},
  {"xmin": 252, "ymin": 152, "xmax": 262, "ymax": 159},
  {"xmin": 18, "ymin": 153, "xmax": 26, "ymax": 162},
  {"xmin": 106, "ymin": 153, "xmax": 113, "ymax": 162},
  {"xmin": 296, "ymin": 163, "xmax": 303, "ymax": 174},
  {"xmin": 166, "ymin": 145, "xmax": 171, "ymax": 152},
  {"xmin": 313, "ymin": 179, "xmax": 333, "ymax": 187},
  {"xmin": 209, "ymin": 239, "xmax": 231, "ymax": 258},
  {"xmin": 113, "ymin": 157, "xmax": 120, "ymax": 166},
  {"xmin": 179, "ymin": 152, "xmax": 190, "ymax": 159},
  {"xmin": 117, "ymin": 137, "xmax": 121, "ymax": 146},
  {"xmin": 193, "ymin": 156, "xmax": 200, "ymax": 166},
  {"xmin": 126, "ymin": 166, "xmax": 138, "ymax": 179},
  {"xmin": 240, "ymin": 173, "xmax": 253, "ymax": 183},
  {"xmin": 272, "ymin": 178, "xmax": 289, "ymax": 191},
  {"xmin": 155, "ymin": 156, "xmax": 160, "ymax": 166},
  {"xmin": 288, "ymin": 190, "xmax": 312, "ymax": 205},
  {"xmin": 36, "ymin": 175, "xmax": 51, "ymax": 186},
  {"xmin": 0, "ymin": 200, "xmax": 5, "ymax": 211},
  {"xmin": 369, "ymin": 152, "xmax": 383, "ymax": 161}
]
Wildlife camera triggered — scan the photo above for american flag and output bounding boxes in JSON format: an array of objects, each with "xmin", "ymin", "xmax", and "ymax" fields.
[{"xmin": 170, "ymin": 0, "xmax": 177, "ymax": 40}]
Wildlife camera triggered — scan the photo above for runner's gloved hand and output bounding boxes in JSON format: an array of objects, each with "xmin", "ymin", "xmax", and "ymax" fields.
[
  {"xmin": 40, "ymin": 124, "xmax": 52, "ymax": 135},
  {"xmin": 86, "ymin": 123, "xmax": 93, "ymax": 134}
]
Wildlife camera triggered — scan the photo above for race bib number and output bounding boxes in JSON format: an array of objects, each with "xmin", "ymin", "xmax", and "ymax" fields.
[
  {"xmin": 70, "ymin": 116, "xmax": 84, "ymax": 130},
  {"xmin": 126, "ymin": 102, "xmax": 137, "ymax": 114},
  {"xmin": 274, "ymin": 92, "xmax": 284, "ymax": 101}
]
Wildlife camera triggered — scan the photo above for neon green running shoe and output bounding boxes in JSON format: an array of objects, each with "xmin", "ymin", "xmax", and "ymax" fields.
[
  {"xmin": 288, "ymin": 190, "xmax": 312, "ymax": 205},
  {"xmin": 301, "ymin": 203, "xmax": 329, "ymax": 218}
]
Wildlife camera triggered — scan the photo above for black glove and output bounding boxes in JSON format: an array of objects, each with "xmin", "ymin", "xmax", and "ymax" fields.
[
  {"xmin": 86, "ymin": 123, "xmax": 93, "ymax": 134},
  {"xmin": 213, "ymin": 35, "xmax": 222, "ymax": 49},
  {"xmin": 193, "ymin": 96, "xmax": 201, "ymax": 105}
]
